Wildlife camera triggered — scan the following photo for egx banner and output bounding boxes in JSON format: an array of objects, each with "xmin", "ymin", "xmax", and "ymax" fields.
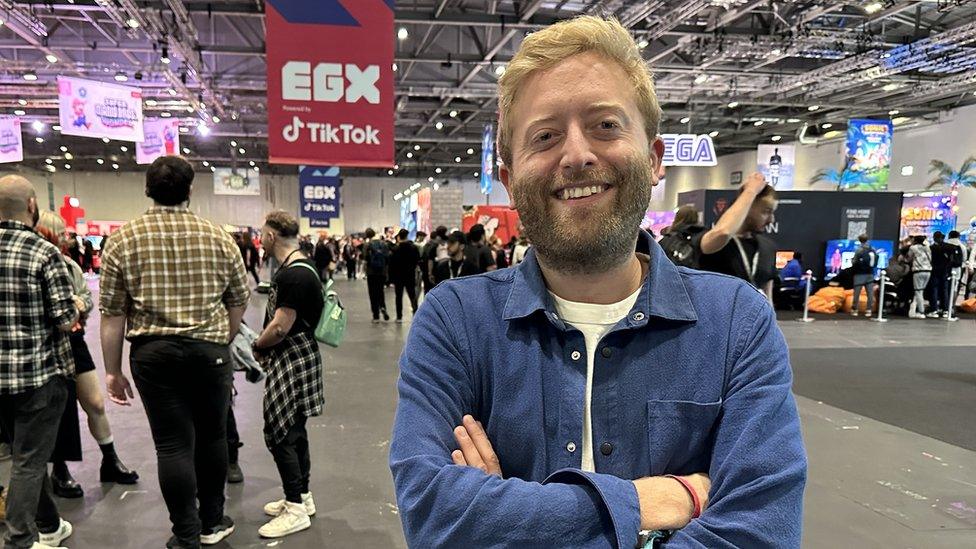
[
  {"xmin": 844, "ymin": 119, "xmax": 893, "ymax": 191},
  {"xmin": 58, "ymin": 76, "xmax": 143, "ymax": 142},
  {"xmin": 266, "ymin": 0, "xmax": 395, "ymax": 167},
  {"xmin": 299, "ymin": 166, "xmax": 341, "ymax": 227},
  {"xmin": 0, "ymin": 117, "xmax": 24, "ymax": 164},
  {"xmin": 137, "ymin": 118, "xmax": 180, "ymax": 164}
]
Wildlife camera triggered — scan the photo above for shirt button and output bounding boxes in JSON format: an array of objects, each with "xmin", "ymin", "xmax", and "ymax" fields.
[
  {"xmin": 571, "ymin": 350, "xmax": 582, "ymax": 361},
  {"xmin": 632, "ymin": 311, "xmax": 646, "ymax": 321},
  {"xmin": 566, "ymin": 441, "xmax": 577, "ymax": 453},
  {"xmin": 601, "ymin": 347, "xmax": 612, "ymax": 359},
  {"xmin": 600, "ymin": 442, "xmax": 613, "ymax": 456}
]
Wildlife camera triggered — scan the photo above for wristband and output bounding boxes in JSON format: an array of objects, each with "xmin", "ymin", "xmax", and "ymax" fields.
[{"xmin": 664, "ymin": 475, "xmax": 702, "ymax": 519}]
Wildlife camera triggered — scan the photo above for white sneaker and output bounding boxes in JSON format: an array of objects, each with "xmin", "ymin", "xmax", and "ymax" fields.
[
  {"xmin": 910, "ymin": 313, "xmax": 926, "ymax": 319},
  {"xmin": 38, "ymin": 519, "xmax": 72, "ymax": 547},
  {"xmin": 264, "ymin": 492, "xmax": 316, "ymax": 517},
  {"xmin": 31, "ymin": 543, "xmax": 66, "ymax": 549},
  {"xmin": 258, "ymin": 501, "xmax": 311, "ymax": 538}
]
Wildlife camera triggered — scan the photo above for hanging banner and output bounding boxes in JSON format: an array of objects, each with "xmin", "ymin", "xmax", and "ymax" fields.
[
  {"xmin": 0, "ymin": 117, "xmax": 24, "ymax": 164},
  {"xmin": 416, "ymin": 187, "xmax": 432, "ymax": 237},
  {"xmin": 661, "ymin": 134, "xmax": 717, "ymax": 167},
  {"xmin": 480, "ymin": 124, "xmax": 495, "ymax": 195},
  {"xmin": 136, "ymin": 118, "xmax": 180, "ymax": 164},
  {"xmin": 757, "ymin": 144, "xmax": 795, "ymax": 190},
  {"xmin": 843, "ymin": 119, "xmax": 893, "ymax": 191},
  {"xmin": 213, "ymin": 168, "xmax": 261, "ymax": 196},
  {"xmin": 266, "ymin": 0, "xmax": 395, "ymax": 167},
  {"xmin": 57, "ymin": 76, "xmax": 143, "ymax": 142},
  {"xmin": 299, "ymin": 166, "xmax": 341, "ymax": 227}
]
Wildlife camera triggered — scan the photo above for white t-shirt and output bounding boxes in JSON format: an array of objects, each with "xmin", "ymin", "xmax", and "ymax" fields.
[{"xmin": 550, "ymin": 287, "xmax": 642, "ymax": 472}]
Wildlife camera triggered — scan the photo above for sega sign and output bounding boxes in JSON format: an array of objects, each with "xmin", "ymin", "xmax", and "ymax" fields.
[
  {"xmin": 661, "ymin": 134, "xmax": 717, "ymax": 167},
  {"xmin": 266, "ymin": 0, "xmax": 394, "ymax": 168}
]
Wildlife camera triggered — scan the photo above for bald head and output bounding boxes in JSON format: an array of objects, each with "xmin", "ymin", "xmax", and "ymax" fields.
[{"xmin": 0, "ymin": 175, "xmax": 38, "ymax": 225}]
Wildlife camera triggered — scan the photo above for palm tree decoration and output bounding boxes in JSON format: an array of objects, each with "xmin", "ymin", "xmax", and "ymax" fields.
[
  {"xmin": 808, "ymin": 166, "xmax": 871, "ymax": 190},
  {"xmin": 926, "ymin": 157, "xmax": 976, "ymax": 190}
]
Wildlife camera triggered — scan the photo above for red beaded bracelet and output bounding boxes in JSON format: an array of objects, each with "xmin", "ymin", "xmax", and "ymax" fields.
[{"xmin": 664, "ymin": 474, "xmax": 702, "ymax": 519}]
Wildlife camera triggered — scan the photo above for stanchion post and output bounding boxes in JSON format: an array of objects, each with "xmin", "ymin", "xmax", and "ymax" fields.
[
  {"xmin": 871, "ymin": 270, "xmax": 888, "ymax": 323},
  {"xmin": 796, "ymin": 270, "xmax": 815, "ymax": 323},
  {"xmin": 945, "ymin": 270, "xmax": 960, "ymax": 322}
]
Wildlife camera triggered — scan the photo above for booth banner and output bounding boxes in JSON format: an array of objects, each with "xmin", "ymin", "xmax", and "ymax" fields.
[
  {"xmin": 641, "ymin": 210, "xmax": 676, "ymax": 238},
  {"xmin": 399, "ymin": 194, "xmax": 418, "ymax": 238},
  {"xmin": 840, "ymin": 207, "xmax": 875, "ymax": 240},
  {"xmin": 757, "ymin": 144, "xmax": 795, "ymax": 190},
  {"xmin": 85, "ymin": 220, "xmax": 125, "ymax": 236},
  {"xmin": 900, "ymin": 194, "xmax": 956, "ymax": 239},
  {"xmin": 58, "ymin": 76, "xmax": 143, "ymax": 142},
  {"xmin": 843, "ymin": 119, "xmax": 893, "ymax": 191},
  {"xmin": 0, "ymin": 116, "xmax": 23, "ymax": 164},
  {"xmin": 480, "ymin": 124, "xmax": 495, "ymax": 195},
  {"xmin": 299, "ymin": 166, "xmax": 341, "ymax": 227},
  {"xmin": 661, "ymin": 134, "xmax": 716, "ymax": 167},
  {"xmin": 462, "ymin": 205, "xmax": 521, "ymax": 245},
  {"xmin": 266, "ymin": 0, "xmax": 395, "ymax": 167},
  {"xmin": 416, "ymin": 187, "xmax": 432, "ymax": 237},
  {"xmin": 214, "ymin": 168, "xmax": 261, "ymax": 196},
  {"xmin": 136, "ymin": 118, "xmax": 180, "ymax": 164}
]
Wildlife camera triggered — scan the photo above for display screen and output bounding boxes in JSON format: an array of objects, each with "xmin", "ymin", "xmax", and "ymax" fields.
[
  {"xmin": 824, "ymin": 239, "xmax": 893, "ymax": 279},
  {"xmin": 775, "ymin": 251, "xmax": 795, "ymax": 269}
]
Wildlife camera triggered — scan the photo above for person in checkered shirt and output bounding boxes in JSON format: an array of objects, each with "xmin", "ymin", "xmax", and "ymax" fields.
[
  {"xmin": 98, "ymin": 156, "xmax": 250, "ymax": 549},
  {"xmin": 0, "ymin": 175, "xmax": 80, "ymax": 549}
]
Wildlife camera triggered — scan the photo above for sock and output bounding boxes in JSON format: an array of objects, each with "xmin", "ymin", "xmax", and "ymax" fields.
[
  {"xmin": 98, "ymin": 440, "xmax": 118, "ymax": 462},
  {"xmin": 96, "ymin": 435, "xmax": 113, "ymax": 446}
]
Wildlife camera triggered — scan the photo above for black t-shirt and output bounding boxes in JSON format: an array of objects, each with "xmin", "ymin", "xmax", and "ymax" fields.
[
  {"xmin": 433, "ymin": 258, "xmax": 479, "ymax": 285},
  {"xmin": 464, "ymin": 242, "xmax": 496, "ymax": 274},
  {"xmin": 389, "ymin": 241, "xmax": 421, "ymax": 283},
  {"xmin": 695, "ymin": 232, "xmax": 777, "ymax": 288},
  {"xmin": 265, "ymin": 258, "xmax": 325, "ymax": 337}
]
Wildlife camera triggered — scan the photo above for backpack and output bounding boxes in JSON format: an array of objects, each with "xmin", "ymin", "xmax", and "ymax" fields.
[
  {"xmin": 947, "ymin": 244, "xmax": 963, "ymax": 269},
  {"xmin": 287, "ymin": 263, "xmax": 347, "ymax": 347},
  {"xmin": 368, "ymin": 239, "xmax": 390, "ymax": 270},
  {"xmin": 659, "ymin": 225, "xmax": 703, "ymax": 269},
  {"xmin": 853, "ymin": 248, "xmax": 876, "ymax": 274}
]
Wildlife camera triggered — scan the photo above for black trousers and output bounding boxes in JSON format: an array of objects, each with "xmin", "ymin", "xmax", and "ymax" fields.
[
  {"xmin": 366, "ymin": 274, "xmax": 388, "ymax": 319},
  {"xmin": 394, "ymin": 280, "xmax": 418, "ymax": 319},
  {"xmin": 0, "ymin": 377, "xmax": 67, "ymax": 548},
  {"xmin": 346, "ymin": 260, "xmax": 356, "ymax": 280},
  {"xmin": 269, "ymin": 416, "xmax": 310, "ymax": 504},
  {"xmin": 930, "ymin": 272, "xmax": 950, "ymax": 313},
  {"xmin": 247, "ymin": 265, "xmax": 260, "ymax": 285},
  {"xmin": 227, "ymin": 404, "xmax": 241, "ymax": 464},
  {"xmin": 130, "ymin": 337, "xmax": 233, "ymax": 543}
]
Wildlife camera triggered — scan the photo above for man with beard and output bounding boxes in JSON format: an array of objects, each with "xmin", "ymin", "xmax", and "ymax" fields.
[{"xmin": 390, "ymin": 15, "xmax": 805, "ymax": 549}]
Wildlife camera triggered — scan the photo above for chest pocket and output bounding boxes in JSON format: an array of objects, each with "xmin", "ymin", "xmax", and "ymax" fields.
[{"xmin": 646, "ymin": 399, "xmax": 721, "ymax": 476}]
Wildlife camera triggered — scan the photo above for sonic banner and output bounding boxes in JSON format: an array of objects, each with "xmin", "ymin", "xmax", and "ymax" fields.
[
  {"xmin": 136, "ymin": 118, "xmax": 180, "ymax": 165},
  {"xmin": 0, "ymin": 117, "xmax": 24, "ymax": 164},
  {"xmin": 843, "ymin": 119, "xmax": 893, "ymax": 191},
  {"xmin": 58, "ymin": 76, "xmax": 143, "ymax": 142},
  {"xmin": 266, "ymin": 0, "xmax": 395, "ymax": 167}
]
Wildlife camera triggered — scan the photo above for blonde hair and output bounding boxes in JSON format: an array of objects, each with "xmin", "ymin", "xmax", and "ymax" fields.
[
  {"xmin": 35, "ymin": 210, "xmax": 66, "ymax": 246},
  {"xmin": 497, "ymin": 15, "xmax": 662, "ymax": 167}
]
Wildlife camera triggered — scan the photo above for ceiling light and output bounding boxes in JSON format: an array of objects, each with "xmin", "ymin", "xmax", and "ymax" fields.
[
  {"xmin": 45, "ymin": 158, "xmax": 53, "ymax": 164},
  {"xmin": 679, "ymin": 116, "xmax": 691, "ymax": 124},
  {"xmin": 211, "ymin": 115, "xmax": 220, "ymax": 123},
  {"xmin": 449, "ymin": 110, "xmax": 458, "ymax": 118},
  {"xmin": 888, "ymin": 109, "xmax": 900, "ymax": 116},
  {"xmin": 64, "ymin": 152, "xmax": 73, "ymax": 160},
  {"xmin": 474, "ymin": 172, "xmax": 479, "ymax": 177},
  {"xmin": 231, "ymin": 140, "xmax": 238, "ymax": 147},
  {"xmin": 17, "ymin": 99, "xmax": 27, "ymax": 106},
  {"xmin": 435, "ymin": 121, "xmax": 444, "ymax": 130},
  {"xmin": 864, "ymin": 2, "xmax": 883, "ymax": 14},
  {"xmin": 637, "ymin": 39, "xmax": 649, "ymax": 49},
  {"xmin": 413, "ymin": 144, "xmax": 420, "ymax": 151},
  {"xmin": 427, "ymin": 176, "xmax": 434, "ymax": 182},
  {"xmin": 160, "ymin": 111, "xmax": 171, "ymax": 118},
  {"xmin": 392, "ymin": 63, "xmax": 398, "ymax": 72},
  {"xmin": 708, "ymin": 130, "xmax": 719, "ymax": 138},
  {"xmin": 821, "ymin": 123, "xmax": 833, "ymax": 129},
  {"xmin": 180, "ymin": 127, "xmax": 188, "ymax": 133},
  {"xmin": 64, "ymin": 164, "xmax": 71, "ymax": 170},
  {"xmin": 102, "ymin": 137, "xmax": 110, "ymax": 143},
  {"xmin": 253, "ymin": 166, "xmax": 259, "ymax": 172},
  {"xmin": 198, "ymin": 124, "xmax": 210, "ymax": 137},
  {"xmin": 467, "ymin": 148, "xmax": 474, "ymax": 155},
  {"xmin": 13, "ymin": 110, "xmax": 25, "ymax": 116},
  {"xmin": 23, "ymin": 71, "xmax": 37, "ymax": 81},
  {"xmin": 787, "ymin": 118, "xmax": 801, "ymax": 123},
  {"xmin": 126, "ymin": 18, "xmax": 139, "ymax": 28},
  {"xmin": 239, "ymin": 148, "xmax": 246, "ymax": 154},
  {"xmin": 161, "ymin": 46, "xmax": 171, "ymax": 64},
  {"xmin": 186, "ymin": 106, "xmax": 194, "ymax": 113},
  {"xmin": 727, "ymin": 101, "xmax": 739, "ymax": 109},
  {"xmin": 120, "ymin": 146, "xmax": 128, "ymax": 152},
  {"xmin": 394, "ymin": 163, "xmax": 400, "ymax": 170},
  {"xmin": 45, "ymin": 54, "xmax": 58, "ymax": 63},
  {"xmin": 247, "ymin": 160, "xmax": 254, "ymax": 167},
  {"xmin": 693, "ymin": 74, "xmax": 707, "ymax": 84},
  {"xmin": 901, "ymin": 165, "xmax": 914, "ymax": 176},
  {"xmin": 202, "ymin": 161, "xmax": 209, "ymax": 167},
  {"xmin": 182, "ymin": 147, "xmax": 190, "ymax": 154},
  {"xmin": 60, "ymin": 146, "xmax": 68, "ymax": 152},
  {"xmin": 433, "ymin": 183, "xmax": 440, "ymax": 191},
  {"xmin": 754, "ymin": 120, "xmax": 764, "ymax": 126},
  {"xmin": 455, "ymin": 157, "xmax": 461, "ymax": 163},
  {"xmin": 494, "ymin": 65, "xmax": 506, "ymax": 76},
  {"xmin": 35, "ymin": 137, "xmax": 44, "ymax": 143},
  {"xmin": 145, "ymin": 99, "xmax": 157, "ymax": 107},
  {"xmin": 31, "ymin": 121, "xmax": 44, "ymax": 132},
  {"xmin": 53, "ymin": 125, "xmax": 61, "ymax": 131},
  {"xmin": 397, "ymin": 27, "xmax": 409, "ymax": 40},
  {"xmin": 97, "ymin": 158, "xmax": 104, "ymax": 165},
  {"xmin": 881, "ymin": 83, "xmax": 899, "ymax": 92},
  {"xmin": 823, "ymin": 130, "xmax": 842, "ymax": 139},
  {"xmin": 892, "ymin": 116, "xmax": 911, "ymax": 125},
  {"xmin": 210, "ymin": 166, "xmax": 216, "ymax": 172},
  {"xmin": 435, "ymin": 167, "xmax": 442, "ymax": 174},
  {"xmin": 406, "ymin": 152, "xmax": 413, "ymax": 158},
  {"xmin": 168, "ymin": 88, "xmax": 177, "ymax": 96},
  {"xmin": 115, "ymin": 71, "xmax": 128, "ymax": 82},
  {"xmin": 771, "ymin": 135, "xmax": 782, "ymax": 142},
  {"xmin": 112, "ymin": 163, "xmax": 119, "ymax": 170},
  {"xmin": 808, "ymin": 105, "xmax": 821, "ymax": 111}
]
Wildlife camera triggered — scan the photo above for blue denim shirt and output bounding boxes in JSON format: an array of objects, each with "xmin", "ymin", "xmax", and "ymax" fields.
[{"xmin": 390, "ymin": 231, "xmax": 806, "ymax": 548}]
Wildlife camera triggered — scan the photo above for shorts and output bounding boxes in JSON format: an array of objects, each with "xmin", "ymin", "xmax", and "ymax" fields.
[{"xmin": 70, "ymin": 332, "xmax": 97, "ymax": 375}]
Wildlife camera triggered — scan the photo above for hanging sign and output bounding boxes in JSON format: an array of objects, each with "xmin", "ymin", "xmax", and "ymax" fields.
[
  {"xmin": 266, "ymin": 0, "xmax": 395, "ymax": 167},
  {"xmin": 661, "ymin": 134, "xmax": 717, "ymax": 166},
  {"xmin": 843, "ymin": 119, "xmax": 893, "ymax": 191},
  {"xmin": 299, "ymin": 166, "xmax": 341, "ymax": 227},
  {"xmin": 757, "ymin": 144, "xmax": 795, "ymax": 190},
  {"xmin": 58, "ymin": 76, "xmax": 144, "ymax": 142},
  {"xmin": 480, "ymin": 123, "xmax": 495, "ymax": 195},
  {"xmin": 214, "ymin": 168, "xmax": 261, "ymax": 196},
  {"xmin": 0, "ymin": 117, "xmax": 24, "ymax": 164},
  {"xmin": 137, "ymin": 118, "xmax": 180, "ymax": 164}
]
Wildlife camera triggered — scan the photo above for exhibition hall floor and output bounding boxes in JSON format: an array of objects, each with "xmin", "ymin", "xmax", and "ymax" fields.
[{"xmin": 2, "ymin": 278, "xmax": 973, "ymax": 548}]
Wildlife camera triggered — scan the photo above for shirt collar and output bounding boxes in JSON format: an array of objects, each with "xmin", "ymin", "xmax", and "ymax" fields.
[
  {"xmin": 503, "ymin": 230, "xmax": 698, "ymax": 324},
  {"xmin": 0, "ymin": 220, "xmax": 33, "ymax": 232},
  {"xmin": 147, "ymin": 205, "xmax": 190, "ymax": 214}
]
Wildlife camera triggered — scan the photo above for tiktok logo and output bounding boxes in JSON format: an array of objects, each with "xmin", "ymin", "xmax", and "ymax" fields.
[{"xmin": 283, "ymin": 116, "xmax": 304, "ymax": 142}]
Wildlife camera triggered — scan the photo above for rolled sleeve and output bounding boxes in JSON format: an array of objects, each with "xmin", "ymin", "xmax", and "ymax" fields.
[
  {"xmin": 42, "ymin": 253, "xmax": 77, "ymax": 329},
  {"xmin": 664, "ymin": 288, "xmax": 806, "ymax": 548},
  {"xmin": 544, "ymin": 469, "xmax": 642, "ymax": 549},
  {"xmin": 221, "ymin": 238, "xmax": 250, "ymax": 308},
  {"xmin": 98, "ymin": 238, "xmax": 128, "ymax": 316}
]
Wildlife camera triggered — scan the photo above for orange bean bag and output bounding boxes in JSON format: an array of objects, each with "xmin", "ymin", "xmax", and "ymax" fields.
[
  {"xmin": 960, "ymin": 298, "xmax": 976, "ymax": 314},
  {"xmin": 807, "ymin": 295, "xmax": 840, "ymax": 314}
]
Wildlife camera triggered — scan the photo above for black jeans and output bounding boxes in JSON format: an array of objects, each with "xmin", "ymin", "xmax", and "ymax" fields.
[
  {"xmin": 930, "ymin": 272, "xmax": 950, "ymax": 313},
  {"xmin": 393, "ymin": 280, "xmax": 418, "ymax": 319},
  {"xmin": 227, "ymin": 405, "xmax": 241, "ymax": 464},
  {"xmin": 247, "ymin": 264, "xmax": 260, "ymax": 285},
  {"xmin": 366, "ymin": 274, "xmax": 388, "ymax": 319},
  {"xmin": 346, "ymin": 260, "xmax": 356, "ymax": 280},
  {"xmin": 130, "ymin": 337, "xmax": 233, "ymax": 543},
  {"xmin": 269, "ymin": 416, "xmax": 310, "ymax": 504},
  {"xmin": 0, "ymin": 377, "xmax": 67, "ymax": 549}
]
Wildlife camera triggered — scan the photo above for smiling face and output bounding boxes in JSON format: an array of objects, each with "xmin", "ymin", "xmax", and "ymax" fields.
[{"xmin": 500, "ymin": 51, "xmax": 663, "ymax": 274}]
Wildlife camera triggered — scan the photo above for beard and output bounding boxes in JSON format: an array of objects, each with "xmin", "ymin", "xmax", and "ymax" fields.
[{"xmin": 511, "ymin": 154, "xmax": 654, "ymax": 275}]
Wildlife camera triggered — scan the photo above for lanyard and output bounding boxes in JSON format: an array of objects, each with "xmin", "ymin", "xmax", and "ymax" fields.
[
  {"xmin": 732, "ymin": 236, "xmax": 759, "ymax": 286},
  {"xmin": 274, "ymin": 249, "xmax": 305, "ymax": 276},
  {"xmin": 449, "ymin": 260, "xmax": 464, "ymax": 279}
]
